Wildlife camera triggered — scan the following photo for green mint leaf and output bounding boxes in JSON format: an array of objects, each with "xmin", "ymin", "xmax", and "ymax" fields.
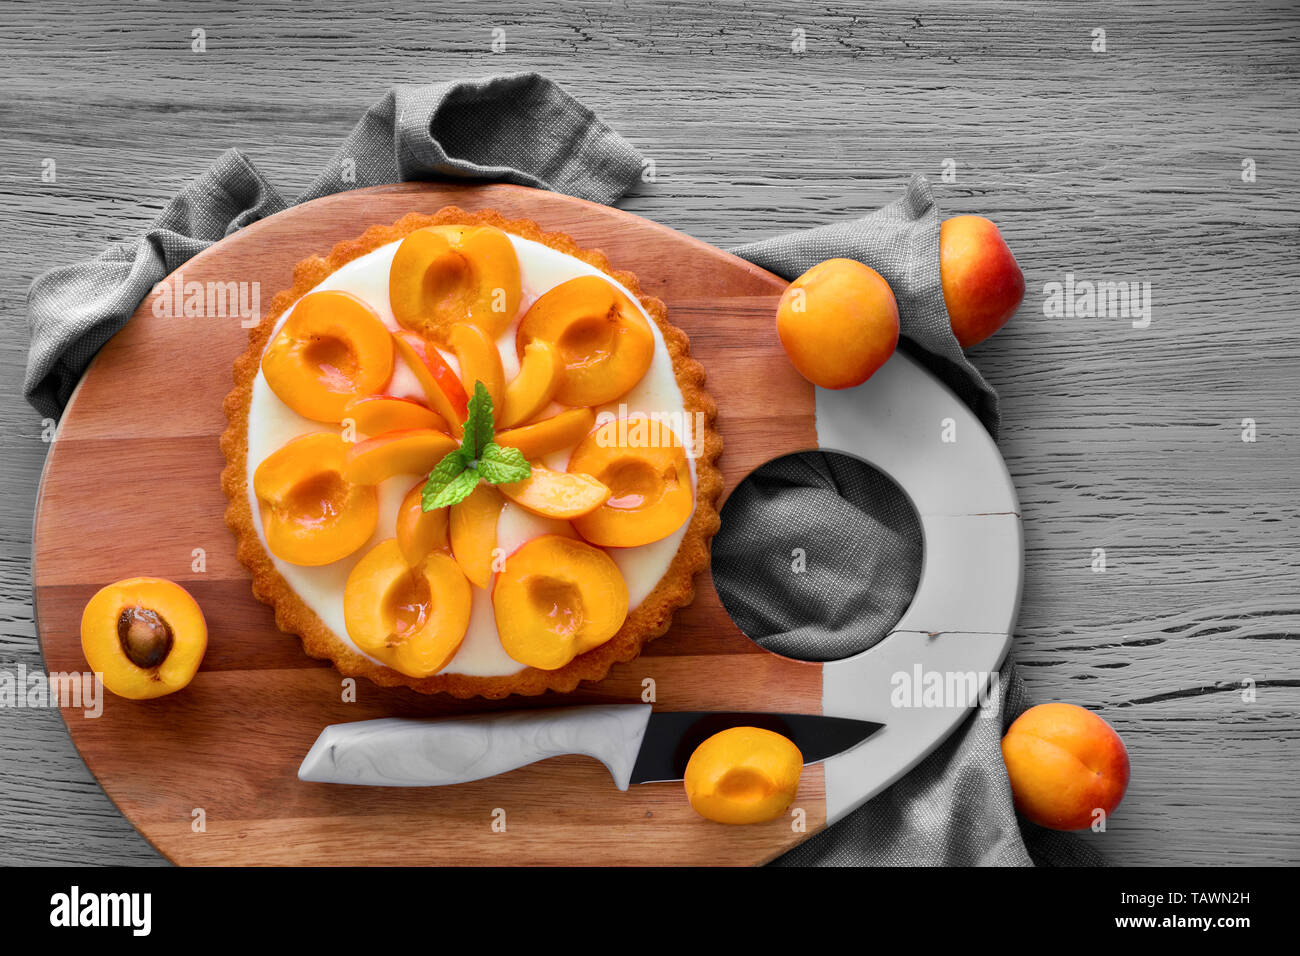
[
  {"xmin": 460, "ymin": 381, "xmax": 496, "ymax": 461},
  {"xmin": 477, "ymin": 442, "xmax": 532, "ymax": 485},
  {"xmin": 423, "ymin": 467, "xmax": 480, "ymax": 510},
  {"xmin": 421, "ymin": 448, "xmax": 472, "ymax": 511}
]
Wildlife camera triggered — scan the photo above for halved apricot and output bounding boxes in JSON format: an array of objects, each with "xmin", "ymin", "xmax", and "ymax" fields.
[
  {"xmin": 493, "ymin": 535, "xmax": 629, "ymax": 670},
  {"xmin": 501, "ymin": 340, "xmax": 563, "ymax": 427},
  {"xmin": 344, "ymin": 395, "xmax": 448, "ymax": 436},
  {"xmin": 262, "ymin": 290, "xmax": 394, "ymax": 423},
  {"xmin": 253, "ymin": 432, "xmax": 378, "ymax": 566},
  {"xmin": 342, "ymin": 428, "xmax": 459, "ymax": 485},
  {"xmin": 80, "ymin": 577, "xmax": 208, "ymax": 700},
  {"xmin": 499, "ymin": 465, "xmax": 610, "ymax": 520},
  {"xmin": 568, "ymin": 417, "xmax": 693, "ymax": 547},
  {"xmin": 395, "ymin": 479, "xmax": 449, "ymax": 566},
  {"xmin": 516, "ymin": 275, "xmax": 654, "ymax": 407},
  {"xmin": 343, "ymin": 540, "xmax": 472, "ymax": 678},
  {"xmin": 449, "ymin": 483, "xmax": 505, "ymax": 588},
  {"xmin": 389, "ymin": 225, "xmax": 521, "ymax": 342},
  {"xmin": 446, "ymin": 322, "xmax": 505, "ymax": 412},
  {"xmin": 392, "ymin": 331, "xmax": 469, "ymax": 436},
  {"xmin": 684, "ymin": 727, "xmax": 803, "ymax": 824},
  {"xmin": 496, "ymin": 407, "xmax": 597, "ymax": 462}
]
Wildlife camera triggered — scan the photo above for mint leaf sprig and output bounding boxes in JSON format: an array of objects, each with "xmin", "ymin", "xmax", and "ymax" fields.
[{"xmin": 421, "ymin": 381, "xmax": 531, "ymax": 511}]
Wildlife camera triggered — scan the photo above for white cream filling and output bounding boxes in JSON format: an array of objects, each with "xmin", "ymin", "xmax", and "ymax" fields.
[{"xmin": 245, "ymin": 234, "xmax": 696, "ymax": 677}]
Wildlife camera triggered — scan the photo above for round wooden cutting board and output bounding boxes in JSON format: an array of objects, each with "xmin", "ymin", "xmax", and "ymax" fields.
[{"xmin": 34, "ymin": 183, "xmax": 831, "ymax": 866}]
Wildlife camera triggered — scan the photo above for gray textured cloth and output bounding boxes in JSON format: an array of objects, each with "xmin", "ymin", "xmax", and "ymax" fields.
[
  {"xmin": 711, "ymin": 452, "xmax": 923, "ymax": 662},
  {"xmin": 23, "ymin": 74, "xmax": 642, "ymax": 418},
  {"xmin": 23, "ymin": 74, "xmax": 1092, "ymax": 866}
]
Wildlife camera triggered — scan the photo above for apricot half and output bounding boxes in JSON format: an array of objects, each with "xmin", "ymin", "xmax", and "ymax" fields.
[
  {"xmin": 684, "ymin": 727, "xmax": 803, "ymax": 824},
  {"xmin": 392, "ymin": 331, "xmax": 470, "ymax": 437},
  {"xmin": 776, "ymin": 258, "xmax": 899, "ymax": 390},
  {"xmin": 568, "ymin": 417, "xmax": 693, "ymax": 547},
  {"xmin": 495, "ymin": 407, "xmax": 597, "ymax": 462},
  {"xmin": 253, "ymin": 432, "xmax": 378, "ymax": 566},
  {"xmin": 395, "ymin": 479, "xmax": 449, "ymax": 566},
  {"xmin": 500, "ymin": 465, "xmax": 610, "ymax": 520},
  {"xmin": 262, "ymin": 290, "xmax": 394, "ymax": 422},
  {"xmin": 343, "ymin": 540, "xmax": 472, "ymax": 678},
  {"xmin": 1001, "ymin": 702, "xmax": 1130, "ymax": 831},
  {"xmin": 344, "ymin": 395, "xmax": 447, "ymax": 436},
  {"xmin": 516, "ymin": 275, "xmax": 654, "ymax": 407},
  {"xmin": 342, "ymin": 428, "xmax": 459, "ymax": 485},
  {"xmin": 389, "ymin": 225, "xmax": 521, "ymax": 342},
  {"xmin": 493, "ymin": 535, "xmax": 629, "ymax": 670},
  {"xmin": 80, "ymin": 577, "xmax": 208, "ymax": 700},
  {"xmin": 501, "ymin": 340, "xmax": 563, "ymax": 427},
  {"xmin": 449, "ymin": 483, "xmax": 505, "ymax": 588}
]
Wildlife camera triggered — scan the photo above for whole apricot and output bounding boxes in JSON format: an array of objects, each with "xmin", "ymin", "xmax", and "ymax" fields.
[
  {"xmin": 684, "ymin": 726, "xmax": 802, "ymax": 825},
  {"xmin": 939, "ymin": 215, "xmax": 1025, "ymax": 348},
  {"xmin": 80, "ymin": 577, "xmax": 208, "ymax": 699},
  {"xmin": 775, "ymin": 259, "xmax": 899, "ymax": 389},
  {"xmin": 1001, "ymin": 702, "xmax": 1130, "ymax": 831}
]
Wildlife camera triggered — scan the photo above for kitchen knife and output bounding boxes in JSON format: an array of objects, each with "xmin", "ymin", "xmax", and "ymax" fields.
[{"xmin": 298, "ymin": 704, "xmax": 884, "ymax": 790}]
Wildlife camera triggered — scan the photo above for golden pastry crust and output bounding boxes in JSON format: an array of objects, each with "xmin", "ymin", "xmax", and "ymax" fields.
[{"xmin": 221, "ymin": 207, "xmax": 722, "ymax": 698}]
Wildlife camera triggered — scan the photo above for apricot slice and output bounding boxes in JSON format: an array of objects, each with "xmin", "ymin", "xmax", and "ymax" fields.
[
  {"xmin": 344, "ymin": 395, "xmax": 448, "ymax": 436},
  {"xmin": 493, "ymin": 535, "xmax": 628, "ymax": 670},
  {"xmin": 389, "ymin": 225, "xmax": 521, "ymax": 342},
  {"xmin": 495, "ymin": 407, "xmax": 597, "ymax": 462},
  {"xmin": 343, "ymin": 428, "xmax": 459, "ymax": 485},
  {"xmin": 499, "ymin": 465, "xmax": 610, "ymax": 520},
  {"xmin": 80, "ymin": 577, "xmax": 208, "ymax": 700},
  {"xmin": 684, "ymin": 727, "xmax": 803, "ymax": 824},
  {"xmin": 254, "ymin": 432, "xmax": 378, "ymax": 566},
  {"xmin": 501, "ymin": 340, "xmax": 563, "ymax": 427},
  {"xmin": 262, "ymin": 290, "xmax": 394, "ymax": 423},
  {"xmin": 446, "ymin": 322, "xmax": 505, "ymax": 411},
  {"xmin": 449, "ymin": 484, "xmax": 505, "ymax": 588},
  {"xmin": 343, "ymin": 540, "xmax": 472, "ymax": 678},
  {"xmin": 568, "ymin": 417, "xmax": 693, "ymax": 548},
  {"xmin": 516, "ymin": 275, "xmax": 654, "ymax": 407},
  {"xmin": 392, "ymin": 331, "xmax": 469, "ymax": 437},
  {"xmin": 395, "ymin": 479, "xmax": 450, "ymax": 566}
]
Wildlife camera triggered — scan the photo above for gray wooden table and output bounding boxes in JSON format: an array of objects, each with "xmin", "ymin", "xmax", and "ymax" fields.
[{"xmin": 1, "ymin": 1, "xmax": 1296, "ymax": 866}]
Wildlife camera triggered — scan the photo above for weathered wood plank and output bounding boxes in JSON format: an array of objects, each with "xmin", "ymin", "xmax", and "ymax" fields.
[{"xmin": 0, "ymin": 0, "xmax": 1296, "ymax": 865}]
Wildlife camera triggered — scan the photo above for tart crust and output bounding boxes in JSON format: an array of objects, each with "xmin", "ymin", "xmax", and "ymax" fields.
[{"xmin": 220, "ymin": 208, "xmax": 722, "ymax": 698}]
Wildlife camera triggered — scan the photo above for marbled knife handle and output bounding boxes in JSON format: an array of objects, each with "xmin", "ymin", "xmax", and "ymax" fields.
[{"xmin": 297, "ymin": 704, "xmax": 654, "ymax": 790}]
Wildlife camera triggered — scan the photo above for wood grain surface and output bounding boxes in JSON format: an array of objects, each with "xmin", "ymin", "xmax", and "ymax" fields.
[
  {"xmin": 33, "ymin": 182, "xmax": 831, "ymax": 865},
  {"xmin": 1, "ymin": 0, "xmax": 1297, "ymax": 865}
]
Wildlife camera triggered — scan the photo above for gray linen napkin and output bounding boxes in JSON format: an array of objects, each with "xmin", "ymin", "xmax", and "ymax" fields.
[
  {"xmin": 23, "ymin": 74, "xmax": 641, "ymax": 418},
  {"xmin": 23, "ymin": 74, "xmax": 1093, "ymax": 865}
]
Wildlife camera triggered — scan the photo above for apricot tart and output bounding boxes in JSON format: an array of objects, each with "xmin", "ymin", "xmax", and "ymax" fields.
[{"xmin": 221, "ymin": 208, "xmax": 721, "ymax": 697}]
